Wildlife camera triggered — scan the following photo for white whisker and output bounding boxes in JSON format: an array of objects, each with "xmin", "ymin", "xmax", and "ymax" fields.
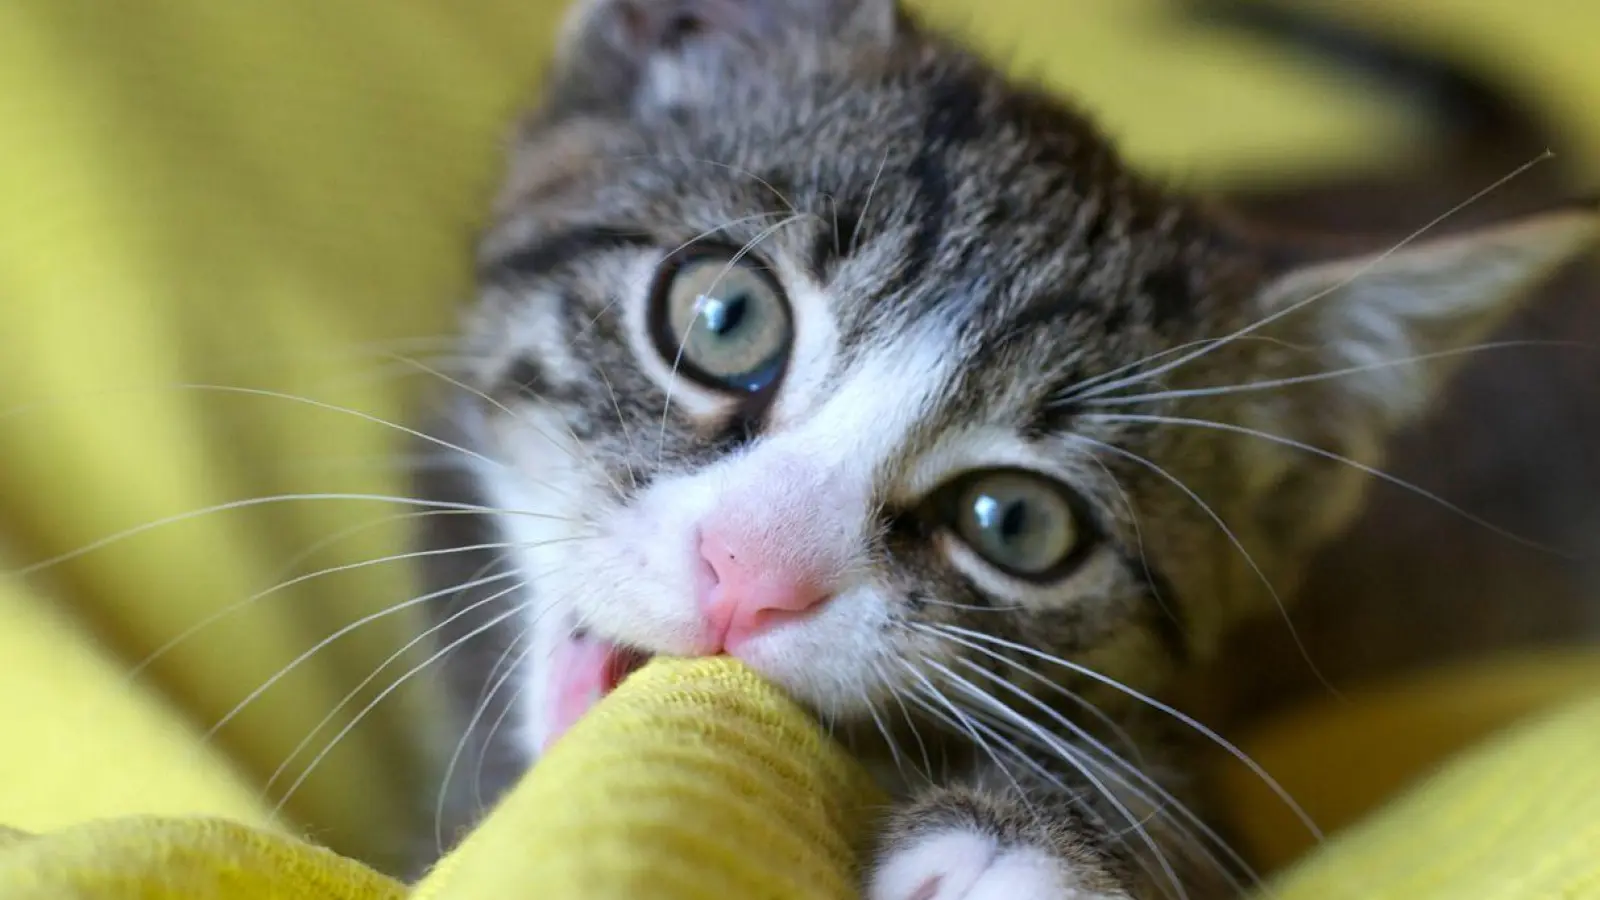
[
  {"xmin": 1053, "ymin": 336, "xmax": 1309, "ymax": 406},
  {"xmin": 1082, "ymin": 339, "xmax": 1593, "ymax": 406},
  {"xmin": 934, "ymin": 643, "xmax": 1261, "ymax": 893},
  {"xmin": 594, "ymin": 365, "xmax": 641, "ymax": 492},
  {"xmin": 946, "ymin": 642, "xmax": 1258, "ymax": 879},
  {"xmin": 1073, "ymin": 434, "xmax": 1339, "ymax": 698},
  {"xmin": 1063, "ymin": 155, "xmax": 1553, "ymax": 403},
  {"xmin": 1085, "ymin": 412, "xmax": 1571, "ymax": 556},
  {"xmin": 392, "ymin": 353, "xmax": 620, "ymax": 503},
  {"xmin": 929, "ymin": 623, "xmax": 1321, "ymax": 841},
  {"xmin": 863, "ymin": 692, "xmax": 912, "ymax": 786},
  {"xmin": 170, "ymin": 383, "xmax": 506, "ymax": 470},
  {"xmin": 467, "ymin": 634, "xmax": 542, "ymax": 818},
  {"xmin": 265, "ymin": 575, "xmax": 534, "ymax": 800},
  {"xmin": 432, "ymin": 588, "xmax": 568, "ymax": 855},
  {"xmin": 1082, "ymin": 451, "xmax": 1183, "ymax": 685},
  {"xmin": 898, "ymin": 661, "xmax": 1033, "ymax": 813},
  {"xmin": 207, "ymin": 567, "xmax": 523, "ymax": 744},
  {"xmin": 923, "ymin": 658, "xmax": 1187, "ymax": 900},
  {"xmin": 934, "ymin": 624, "xmax": 1318, "ymax": 839},
  {"xmin": 874, "ymin": 658, "xmax": 936, "ymax": 785},
  {"xmin": 10, "ymin": 493, "xmax": 568, "ymax": 578},
  {"xmin": 0, "ymin": 339, "xmax": 472, "ymax": 423},
  {"xmin": 125, "ymin": 530, "xmax": 584, "ymax": 682},
  {"xmin": 920, "ymin": 597, "xmax": 1026, "ymax": 613},
  {"xmin": 270, "ymin": 596, "xmax": 535, "ymax": 814},
  {"xmin": 852, "ymin": 149, "xmax": 893, "ymax": 257}
]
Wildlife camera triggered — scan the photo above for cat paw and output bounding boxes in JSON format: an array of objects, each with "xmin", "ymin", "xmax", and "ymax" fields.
[{"xmin": 868, "ymin": 828, "xmax": 1120, "ymax": 900}]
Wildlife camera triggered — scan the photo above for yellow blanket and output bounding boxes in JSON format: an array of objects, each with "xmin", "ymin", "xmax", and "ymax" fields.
[
  {"xmin": 2, "ymin": 637, "xmax": 1598, "ymax": 899},
  {"xmin": 2, "ymin": 0, "xmax": 1599, "ymax": 897}
]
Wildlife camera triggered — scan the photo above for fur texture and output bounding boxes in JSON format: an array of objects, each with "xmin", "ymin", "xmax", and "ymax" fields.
[{"xmin": 409, "ymin": 1, "xmax": 1599, "ymax": 895}]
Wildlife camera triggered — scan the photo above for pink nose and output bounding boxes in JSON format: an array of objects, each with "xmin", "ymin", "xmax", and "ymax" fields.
[{"xmin": 697, "ymin": 527, "xmax": 832, "ymax": 652}]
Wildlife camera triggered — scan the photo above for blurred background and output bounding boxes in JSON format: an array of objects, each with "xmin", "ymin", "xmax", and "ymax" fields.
[{"xmin": 0, "ymin": 0, "xmax": 1595, "ymax": 878}]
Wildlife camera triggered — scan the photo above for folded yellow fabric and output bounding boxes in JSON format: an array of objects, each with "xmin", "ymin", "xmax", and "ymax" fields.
[
  {"xmin": 1262, "ymin": 688, "xmax": 1600, "ymax": 900},
  {"xmin": 0, "ymin": 820, "xmax": 404, "ymax": 900},
  {"xmin": 413, "ymin": 658, "xmax": 885, "ymax": 900},
  {"xmin": 0, "ymin": 656, "xmax": 884, "ymax": 900},
  {"xmin": 3, "ymin": 650, "xmax": 1598, "ymax": 900}
]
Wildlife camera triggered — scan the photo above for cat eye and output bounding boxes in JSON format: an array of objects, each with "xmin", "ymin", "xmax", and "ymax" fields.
[
  {"xmin": 941, "ymin": 470, "xmax": 1089, "ymax": 580},
  {"xmin": 648, "ymin": 250, "xmax": 792, "ymax": 394}
]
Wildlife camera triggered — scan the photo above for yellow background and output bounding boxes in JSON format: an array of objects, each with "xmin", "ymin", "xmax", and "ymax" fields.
[{"xmin": 1, "ymin": 0, "xmax": 1595, "ymax": 874}]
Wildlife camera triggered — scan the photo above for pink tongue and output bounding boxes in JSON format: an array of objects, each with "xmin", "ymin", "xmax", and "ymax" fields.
[{"xmin": 544, "ymin": 633, "xmax": 640, "ymax": 751}]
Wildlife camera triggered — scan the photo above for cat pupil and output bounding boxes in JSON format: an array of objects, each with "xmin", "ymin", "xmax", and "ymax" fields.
[
  {"xmin": 998, "ymin": 501, "xmax": 1028, "ymax": 541},
  {"xmin": 699, "ymin": 293, "xmax": 747, "ymax": 338},
  {"xmin": 966, "ymin": 490, "xmax": 1017, "ymax": 538},
  {"xmin": 975, "ymin": 493, "xmax": 1030, "ymax": 545}
]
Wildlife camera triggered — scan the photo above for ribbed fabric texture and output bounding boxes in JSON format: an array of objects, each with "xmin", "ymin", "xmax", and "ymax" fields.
[
  {"xmin": 413, "ymin": 657, "xmax": 888, "ymax": 900},
  {"xmin": 1, "ymin": 653, "xmax": 1597, "ymax": 899}
]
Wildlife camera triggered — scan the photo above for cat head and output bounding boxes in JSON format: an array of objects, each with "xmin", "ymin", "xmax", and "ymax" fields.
[{"xmin": 450, "ymin": 0, "xmax": 1597, "ymax": 745}]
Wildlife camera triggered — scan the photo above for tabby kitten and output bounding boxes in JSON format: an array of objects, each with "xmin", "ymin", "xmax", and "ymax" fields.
[{"xmin": 412, "ymin": 0, "xmax": 1598, "ymax": 896}]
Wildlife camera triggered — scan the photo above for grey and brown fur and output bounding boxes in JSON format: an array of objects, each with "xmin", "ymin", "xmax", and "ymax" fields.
[
  {"xmin": 1181, "ymin": 2, "xmax": 1600, "ymax": 724},
  {"xmin": 407, "ymin": 1, "xmax": 1599, "ymax": 896}
]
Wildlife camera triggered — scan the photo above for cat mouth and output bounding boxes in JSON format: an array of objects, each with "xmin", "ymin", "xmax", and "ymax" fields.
[{"xmin": 544, "ymin": 627, "xmax": 652, "ymax": 750}]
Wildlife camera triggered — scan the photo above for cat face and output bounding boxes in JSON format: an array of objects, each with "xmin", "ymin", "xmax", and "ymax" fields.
[{"xmin": 447, "ymin": 0, "xmax": 1597, "ymax": 752}]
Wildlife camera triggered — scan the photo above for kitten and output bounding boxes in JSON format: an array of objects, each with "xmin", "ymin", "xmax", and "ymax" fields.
[{"xmin": 408, "ymin": 0, "xmax": 1598, "ymax": 896}]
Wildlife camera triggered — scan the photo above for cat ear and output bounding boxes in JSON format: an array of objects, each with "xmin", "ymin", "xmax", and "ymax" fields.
[
  {"xmin": 545, "ymin": 0, "xmax": 903, "ymax": 117},
  {"xmin": 1254, "ymin": 201, "xmax": 1597, "ymax": 431},
  {"xmin": 1237, "ymin": 200, "xmax": 1597, "ymax": 550}
]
